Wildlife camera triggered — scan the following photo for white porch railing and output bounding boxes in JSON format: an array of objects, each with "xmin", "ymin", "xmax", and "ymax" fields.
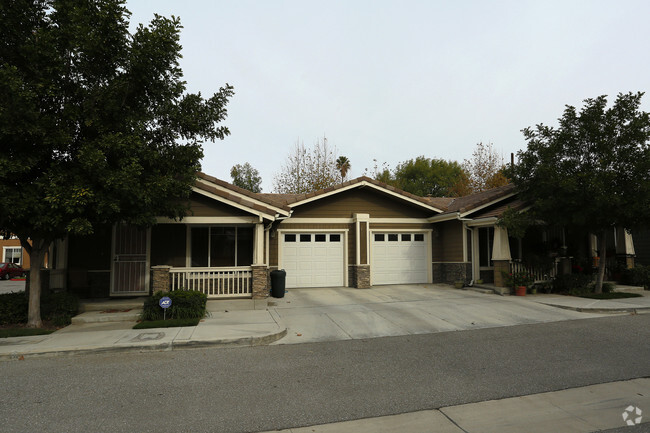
[
  {"xmin": 169, "ymin": 267, "xmax": 252, "ymax": 298},
  {"xmin": 509, "ymin": 260, "xmax": 558, "ymax": 282}
]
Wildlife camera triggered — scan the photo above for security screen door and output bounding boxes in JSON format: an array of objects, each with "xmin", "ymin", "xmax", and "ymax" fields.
[{"xmin": 111, "ymin": 224, "xmax": 149, "ymax": 295}]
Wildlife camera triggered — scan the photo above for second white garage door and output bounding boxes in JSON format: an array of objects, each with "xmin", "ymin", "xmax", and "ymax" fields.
[
  {"xmin": 281, "ymin": 233, "xmax": 345, "ymax": 288},
  {"xmin": 371, "ymin": 233, "xmax": 428, "ymax": 285}
]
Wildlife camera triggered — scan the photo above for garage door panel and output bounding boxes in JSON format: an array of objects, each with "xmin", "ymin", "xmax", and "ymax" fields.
[
  {"xmin": 371, "ymin": 232, "xmax": 428, "ymax": 285},
  {"xmin": 281, "ymin": 232, "xmax": 345, "ymax": 288}
]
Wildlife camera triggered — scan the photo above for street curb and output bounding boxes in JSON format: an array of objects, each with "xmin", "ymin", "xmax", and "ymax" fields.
[
  {"xmin": 0, "ymin": 326, "xmax": 287, "ymax": 361},
  {"xmin": 540, "ymin": 302, "xmax": 650, "ymax": 314},
  {"xmin": 174, "ymin": 327, "xmax": 287, "ymax": 349}
]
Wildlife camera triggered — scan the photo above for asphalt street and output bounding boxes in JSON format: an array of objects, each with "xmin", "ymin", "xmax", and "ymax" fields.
[{"xmin": 1, "ymin": 314, "xmax": 649, "ymax": 433}]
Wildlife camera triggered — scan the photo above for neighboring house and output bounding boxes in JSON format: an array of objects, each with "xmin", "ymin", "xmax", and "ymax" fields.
[
  {"xmin": 52, "ymin": 173, "xmax": 640, "ymax": 299},
  {"xmin": 0, "ymin": 236, "xmax": 32, "ymax": 269}
]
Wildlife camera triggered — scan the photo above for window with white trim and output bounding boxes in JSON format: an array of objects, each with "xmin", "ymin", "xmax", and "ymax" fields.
[
  {"xmin": 3, "ymin": 247, "xmax": 22, "ymax": 265},
  {"xmin": 190, "ymin": 226, "xmax": 253, "ymax": 267}
]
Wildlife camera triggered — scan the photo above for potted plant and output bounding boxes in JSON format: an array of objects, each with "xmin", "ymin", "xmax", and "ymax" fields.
[
  {"xmin": 503, "ymin": 271, "xmax": 534, "ymax": 296},
  {"xmin": 454, "ymin": 279, "xmax": 464, "ymax": 289},
  {"xmin": 512, "ymin": 272, "xmax": 534, "ymax": 296}
]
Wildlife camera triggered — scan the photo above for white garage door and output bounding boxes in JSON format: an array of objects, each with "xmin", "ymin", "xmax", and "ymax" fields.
[
  {"xmin": 281, "ymin": 233, "xmax": 345, "ymax": 288},
  {"xmin": 371, "ymin": 233, "xmax": 428, "ymax": 285}
]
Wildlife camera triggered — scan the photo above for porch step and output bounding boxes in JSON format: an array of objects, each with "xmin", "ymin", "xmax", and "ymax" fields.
[
  {"xmin": 79, "ymin": 297, "xmax": 147, "ymax": 313},
  {"xmin": 464, "ymin": 286, "xmax": 495, "ymax": 295},
  {"xmin": 71, "ymin": 309, "xmax": 142, "ymax": 324},
  {"xmin": 470, "ymin": 284, "xmax": 510, "ymax": 296}
]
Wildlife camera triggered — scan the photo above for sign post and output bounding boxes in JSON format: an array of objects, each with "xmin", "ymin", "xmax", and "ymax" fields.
[{"xmin": 159, "ymin": 296, "xmax": 172, "ymax": 320}]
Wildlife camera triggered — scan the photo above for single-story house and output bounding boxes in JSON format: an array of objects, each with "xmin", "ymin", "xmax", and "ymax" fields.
[{"xmin": 44, "ymin": 173, "xmax": 639, "ymax": 299}]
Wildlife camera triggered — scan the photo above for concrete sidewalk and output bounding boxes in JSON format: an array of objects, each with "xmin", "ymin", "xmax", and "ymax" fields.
[
  {"xmin": 1, "ymin": 284, "xmax": 648, "ymax": 360},
  {"xmin": 259, "ymin": 378, "xmax": 650, "ymax": 433},
  {"xmin": 0, "ymin": 309, "xmax": 286, "ymax": 360},
  {"xmin": 526, "ymin": 292, "xmax": 650, "ymax": 313}
]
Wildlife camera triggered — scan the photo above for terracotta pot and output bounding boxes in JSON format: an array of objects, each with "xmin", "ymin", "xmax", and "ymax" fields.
[{"xmin": 515, "ymin": 286, "xmax": 527, "ymax": 296}]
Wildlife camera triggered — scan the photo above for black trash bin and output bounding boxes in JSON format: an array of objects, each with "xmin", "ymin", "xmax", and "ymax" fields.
[{"xmin": 270, "ymin": 269, "xmax": 286, "ymax": 298}]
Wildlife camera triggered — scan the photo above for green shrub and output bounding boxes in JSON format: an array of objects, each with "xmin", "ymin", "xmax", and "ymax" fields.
[
  {"xmin": 552, "ymin": 274, "xmax": 594, "ymax": 293},
  {"xmin": 0, "ymin": 293, "xmax": 28, "ymax": 325},
  {"xmin": 42, "ymin": 292, "xmax": 79, "ymax": 326},
  {"xmin": 623, "ymin": 265, "xmax": 650, "ymax": 289},
  {"xmin": 0, "ymin": 291, "xmax": 78, "ymax": 326},
  {"xmin": 141, "ymin": 290, "xmax": 207, "ymax": 321}
]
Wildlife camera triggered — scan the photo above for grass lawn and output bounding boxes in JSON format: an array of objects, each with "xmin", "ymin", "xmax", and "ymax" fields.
[
  {"xmin": 576, "ymin": 292, "xmax": 643, "ymax": 300},
  {"xmin": 133, "ymin": 317, "xmax": 201, "ymax": 329},
  {"xmin": 0, "ymin": 327, "xmax": 56, "ymax": 338}
]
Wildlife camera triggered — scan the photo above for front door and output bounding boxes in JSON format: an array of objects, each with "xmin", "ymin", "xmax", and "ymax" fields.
[{"xmin": 111, "ymin": 224, "xmax": 150, "ymax": 295}]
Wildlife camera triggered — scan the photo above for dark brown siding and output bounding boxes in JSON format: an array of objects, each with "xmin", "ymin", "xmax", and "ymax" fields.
[
  {"xmin": 291, "ymin": 188, "xmax": 433, "ymax": 219},
  {"xmin": 635, "ymin": 228, "xmax": 650, "ymax": 266},
  {"xmin": 188, "ymin": 193, "xmax": 253, "ymax": 217},
  {"xmin": 360, "ymin": 222, "xmax": 368, "ymax": 265},
  {"xmin": 151, "ymin": 224, "xmax": 187, "ymax": 267},
  {"xmin": 432, "ymin": 220, "xmax": 464, "ymax": 262},
  {"xmin": 68, "ymin": 225, "xmax": 113, "ymax": 270}
]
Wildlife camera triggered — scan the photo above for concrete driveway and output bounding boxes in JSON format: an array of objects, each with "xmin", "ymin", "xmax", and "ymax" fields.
[{"xmin": 268, "ymin": 284, "xmax": 607, "ymax": 344}]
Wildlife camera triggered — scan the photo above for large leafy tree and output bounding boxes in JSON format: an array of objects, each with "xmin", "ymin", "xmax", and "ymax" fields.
[
  {"xmin": 392, "ymin": 156, "xmax": 467, "ymax": 197},
  {"xmin": 273, "ymin": 136, "xmax": 340, "ymax": 194},
  {"xmin": 0, "ymin": 0, "xmax": 234, "ymax": 326},
  {"xmin": 510, "ymin": 92, "xmax": 650, "ymax": 293},
  {"xmin": 230, "ymin": 163, "xmax": 262, "ymax": 192},
  {"xmin": 368, "ymin": 156, "xmax": 466, "ymax": 197}
]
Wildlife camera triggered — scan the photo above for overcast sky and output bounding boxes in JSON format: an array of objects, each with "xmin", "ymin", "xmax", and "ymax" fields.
[{"xmin": 126, "ymin": 0, "xmax": 650, "ymax": 192}]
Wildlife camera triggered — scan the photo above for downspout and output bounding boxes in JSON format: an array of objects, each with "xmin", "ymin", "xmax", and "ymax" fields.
[{"xmin": 265, "ymin": 211, "xmax": 293, "ymax": 267}]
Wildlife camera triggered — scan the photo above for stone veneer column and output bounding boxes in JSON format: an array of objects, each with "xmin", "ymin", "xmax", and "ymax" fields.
[
  {"xmin": 491, "ymin": 225, "xmax": 512, "ymax": 289},
  {"xmin": 151, "ymin": 265, "xmax": 171, "ymax": 294},
  {"xmin": 354, "ymin": 265, "xmax": 370, "ymax": 289},
  {"xmin": 492, "ymin": 260, "xmax": 510, "ymax": 288},
  {"xmin": 251, "ymin": 265, "xmax": 269, "ymax": 299}
]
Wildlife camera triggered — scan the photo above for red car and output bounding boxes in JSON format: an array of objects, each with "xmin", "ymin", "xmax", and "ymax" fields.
[{"xmin": 0, "ymin": 262, "xmax": 24, "ymax": 280}]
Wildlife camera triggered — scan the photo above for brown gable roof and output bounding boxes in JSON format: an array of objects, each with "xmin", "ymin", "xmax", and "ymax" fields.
[
  {"xmin": 197, "ymin": 171, "xmax": 519, "ymax": 220},
  {"xmin": 194, "ymin": 173, "xmax": 290, "ymax": 217},
  {"xmin": 434, "ymin": 184, "xmax": 516, "ymax": 215},
  {"xmin": 262, "ymin": 176, "xmax": 444, "ymax": 212},
  {"xmin": 468, "ymin": 198, "xmax": 527, "ymax": 219}
]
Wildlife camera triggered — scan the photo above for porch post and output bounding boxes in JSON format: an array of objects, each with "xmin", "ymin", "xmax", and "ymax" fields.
[
  {"xmin": 491, "ymin": 226, "xmax": 512, "ymax": 290},
  {"xmin": 151, "ymin": 265, "xmax": 171, "ymax": 293},
  {"xmin": 253, "ymin": 223, "xmax": 265, "ymax": 265},
  {"xmin": 251, "ymin": 265, "xmax": 269, "ymax": 299},
  {"xmin": 616, "ymin": 227, "xmax": 636, "ymax": 269},
  {"xmin": 352, "ymin": 213, "xmax": 370, "ymax": 289}
]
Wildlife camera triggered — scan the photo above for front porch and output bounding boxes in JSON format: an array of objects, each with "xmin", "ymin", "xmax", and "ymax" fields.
[
  {"xmin": 151, "ymin": 264, "xmax": 270, "ymax": 299},
  {"xmin": 476, "ymin": 224, "xmax": 637, "ymax": 291}
]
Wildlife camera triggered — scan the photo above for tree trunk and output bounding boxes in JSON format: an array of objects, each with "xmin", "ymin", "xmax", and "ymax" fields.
[
  {"xmin": 24, "ymin": 237, "xmax": 47, "ymax": 328},
  {"xmin": 594, "ymin": 231, "xmax": 607, "ymax": 294}
]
